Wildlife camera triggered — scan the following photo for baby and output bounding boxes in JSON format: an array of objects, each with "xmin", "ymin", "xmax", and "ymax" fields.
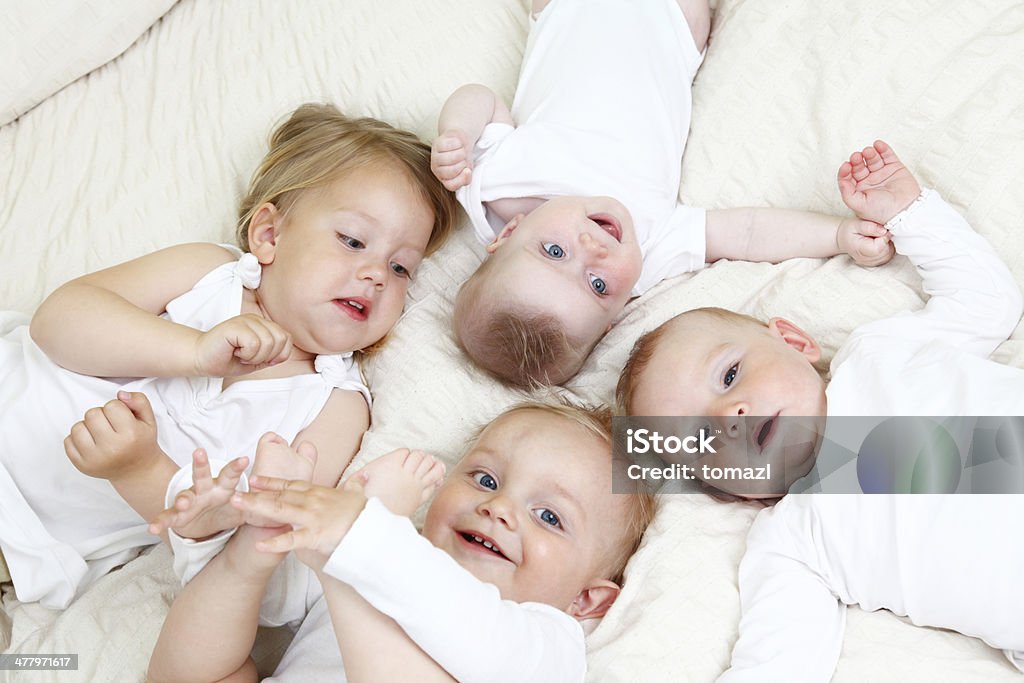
[
  {"xmin": 0, "ymin": 103, "xmax": 456, "ymax": 607},
  {"xmin": 432, "ymin": 0, "xmax": 893, "ymax": 387},
  {"xmin": 148, "ymin": 403, "xmax": 655, "ymax": 682},
  {"xmin": 618, "ymin": 140, "xmax": 1024, "ymax": 497},
  {"xmin": 618, "ymin": 141, "xmax": 1024, "ymax": 678}
]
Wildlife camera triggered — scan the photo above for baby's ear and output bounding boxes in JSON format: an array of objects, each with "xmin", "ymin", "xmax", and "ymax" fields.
[
  {"xmin": 767, "ymin": 317, "xmax": 821, "ymax": 363},
  {"xmin": 567, "ymin": 579, "xmax": 620, "ymax": 621},
  {"xmin": 248, "ymin": 202, "xmax": 283, "ymax": 265},
  {"xmin": 486, "ymin": 214, "xmax": 524, "ymax": 254}
]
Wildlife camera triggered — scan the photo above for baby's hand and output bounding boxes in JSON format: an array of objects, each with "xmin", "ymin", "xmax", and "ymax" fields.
[
  {"xmin": 837, "ymin": 218, "xmax": 895, "ymax": 267},
  {"xmin": 431, "ymin": 129, "xmax": 474, "ymax": 191},
  {"xmin": 231, "ymin": 478, "xmax": 367, "ymax": 571},
  {"xmin": 148, "ymin": 448, "xmax": 249, "ymax": 540},
  {"xmin": 343, "ymin": 448, "xmax": 445, "ymax": 517},
  {"xmin": 64, "ymin": 391, "xmax": 162, "ymax": 482},
  {"xmin": 193, "ymin": 314, "xmax": 292, "ymax": 378},
  {"xmin": 837, "ymin": 140, "xmax": 922, "ymax": 225}
]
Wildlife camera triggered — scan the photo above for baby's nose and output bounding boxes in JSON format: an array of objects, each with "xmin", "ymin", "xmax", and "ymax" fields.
[{"xmin": 579, "ymin": 231, "xmax": 608, "ymax": 258}]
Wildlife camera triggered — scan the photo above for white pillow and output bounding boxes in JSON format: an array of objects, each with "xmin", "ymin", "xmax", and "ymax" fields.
[{"xmin": 0, "ymin": 0, "xmax": 177, "ymax": 126}]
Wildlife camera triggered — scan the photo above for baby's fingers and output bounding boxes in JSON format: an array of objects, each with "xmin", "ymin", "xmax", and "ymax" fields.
[
  {"xmin": 191, "ymin": 448, "xmax": 214, "ymax": 494},
  {"xmin": 855, "ymin": 236, "xmax": 895, "ymax": 267},
  {"xmin": 231, "ymin": 486, "xmax": 312, "ymax": 524},
  {"xmin": 148, "ymin": 506, "xmax": 183, "ymax": 536},
  {"xmin": 214, "ymin": 456, "xmax": 250, "ymax": 491},
  {"xmin": 247, "ymin": 474, "xmax": 298, "ymax": 492},
  {"xmin": 254, "ymin": 527, "xmax": 311, "ymax": 554},
  {"xmin": 432, "ymin": 133, "xmax": 467, "ymax": 154},
  {"xmin": 856, "ymin": 221, "xmax": 890, "ymax": 238},
  {"xmin": 232, "ymin": 320, "xmax": 278, "ymax": 365}
]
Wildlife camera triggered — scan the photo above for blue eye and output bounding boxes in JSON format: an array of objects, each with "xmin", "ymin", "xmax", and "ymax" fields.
[
  {"xmin": 537, "ymin": 508, "xmax": 561, "ymax": 528},
  {"xmin": 589, "ymin": 274, "xmax": 607, "ymax": 295},
  {"xmin": 391, "ymin": 262, "xmax": 410, "ymax": 278},
  {"xmin": 473, "ymin": 472, "xmax": 497, "ymax": 490},
  {"xmin": 543, "ymin": 243, "xmax": 565, "ymax": 259},
  {"xmin": 724, "ymin": 363, "xmax": 738, "ymax": 387},
  {"xmin": 339, "ymin": 234, "xmax": 365, "ymax": 249}
]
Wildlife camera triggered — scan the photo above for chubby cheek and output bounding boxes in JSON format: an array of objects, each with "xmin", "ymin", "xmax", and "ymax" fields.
[
  {"xmin": 513, "ymin": 537, "xmax": 570, "ymax": 600},
  {"xmin": 372, "ymin": 286, "xmax": 411, "ymax": 333}
]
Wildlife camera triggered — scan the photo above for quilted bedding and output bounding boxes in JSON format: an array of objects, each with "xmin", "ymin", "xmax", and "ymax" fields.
[{"xmin": 2, "ymin": 0, "xmax": 1023, "ymax": 681}]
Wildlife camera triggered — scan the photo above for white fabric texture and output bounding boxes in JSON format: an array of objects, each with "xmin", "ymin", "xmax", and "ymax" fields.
[
  {"xmin": 721, "ymin": 496, "xmax": 1024, "ymax": 682},
  {"xmin": 456, "ymin": 0, "xmax": 708, "ymax": 296},
  {"xmin": 0, "ymin": 0, "xmax": 176, "ymax": 126},
  {"xmin": 827, "ymin": 191, "xmax": 1024, "ymax": 415},
  {"xmin": 0, "ymin": 252, "xmax": 368, "ymax": 609},
  {"xmin": 3, "ymin": 0, "xmax": 1024, "ymax": 681}
]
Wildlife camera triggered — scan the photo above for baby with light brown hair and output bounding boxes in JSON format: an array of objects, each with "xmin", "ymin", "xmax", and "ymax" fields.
[
  {"xmin": 434, "ymin": 0, "xmax": 893, "ymax": 388},
  {"xmin": 617, "ymin": 139, "xmax": 1024, "ymax": 499},
  {"xmin": 149, "ymin": 401, "xmax": 656, "ymax": 682}
]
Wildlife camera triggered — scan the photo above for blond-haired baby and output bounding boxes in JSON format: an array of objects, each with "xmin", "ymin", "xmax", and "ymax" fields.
[
  {"xmin": 148, "ymin": 402, "xmax": 655, "ymax": 682},
  {"xmin": 431, "ymin": 0, "xmax": 893, "ymax": 387},
  {"xmin": 0, "ymin": 103, "xmax": 456, "ymax": 607}
]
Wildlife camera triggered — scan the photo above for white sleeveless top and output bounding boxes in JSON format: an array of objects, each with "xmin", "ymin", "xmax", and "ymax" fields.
[{"xmin": 0, "ymin": 247, "xmax": 370, "ymax": 608}]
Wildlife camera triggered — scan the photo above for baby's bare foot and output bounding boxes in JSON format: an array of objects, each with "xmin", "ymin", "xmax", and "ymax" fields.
[
  {"xmin": 252, "ymin": 432, "xmax": 317, "ymax": 483},
  {"xmin": 837, "ymin": 140, "xmax": 922, "ymax": 225},
  {"xmin": 248, "ymin": 432, "xmax": 317, "ymax": 526},
  {"xmin": 344, "ymin": 448, "xmax": 445, "ymax": 517}
]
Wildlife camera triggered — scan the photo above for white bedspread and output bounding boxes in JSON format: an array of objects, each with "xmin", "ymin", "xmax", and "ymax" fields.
[{"xmin": 2, "ymin": 0, "xmax": 1022, "ymax": 681}]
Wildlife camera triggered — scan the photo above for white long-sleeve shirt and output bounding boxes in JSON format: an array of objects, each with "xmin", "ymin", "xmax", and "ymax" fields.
[
  {"xmin": 827, "ymin": 190, "xmax": 1024, "ymax": 415},
  {"xmin": 166, "ymin": 467, "xmax": 586, "ymax": 683},
  {"xmin": 720, "ymin": 496, "xmax": 1024, "ymax": 682},
  {"xmin": 722, "ymin": 192, "xmax": 1024, "ymax": 681}
]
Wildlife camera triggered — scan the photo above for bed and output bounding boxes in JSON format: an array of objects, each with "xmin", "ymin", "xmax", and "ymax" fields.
[{"xmin": 2, "ymin": 0, "xmax": 1023, "ymax": 680}]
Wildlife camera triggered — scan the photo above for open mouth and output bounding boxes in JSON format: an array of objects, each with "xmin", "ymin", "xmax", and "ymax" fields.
[
  {"xmin": 589, "ymin": 214, "xmax": 622, "ymax": 243},
  {"xmin": 458, "ymin": 531, "xmax": 511, "ymax": 561},
  {"xmin": 755, "ymin": 414, "xmax": 778, "ymax": 451},
  {"xmin": 335, "ymin": 297, "xmax": 370, "ymax": 321}
]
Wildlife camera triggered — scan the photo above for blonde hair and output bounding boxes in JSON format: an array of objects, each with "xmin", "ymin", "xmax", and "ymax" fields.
[
  {"xmin": 475, "ymin": 401, "xmax": 657, "ymax": 585},
  {"xmin": 236, "ymin": 103, "xmax": 456, "ymax": 257},
  {"xmin": 454, "ymin": 261, "xmax": 589, "ymax": 387}
]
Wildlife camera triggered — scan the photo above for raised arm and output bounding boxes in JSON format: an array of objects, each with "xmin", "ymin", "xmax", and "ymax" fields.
[
  {"xmin": 29, "ymin": 243, "xmax": 235, "ymax": 377},
  {"xmin": 431, "ymin": 84, "xmax": 514, "ymax": 192},
  {"xmin": 837, "ymin": 141, "xmax": 1023, "ymax": 355},
  {"xmin": 704, "ymin": 208, "xmax": 894, "ymax": 267}
]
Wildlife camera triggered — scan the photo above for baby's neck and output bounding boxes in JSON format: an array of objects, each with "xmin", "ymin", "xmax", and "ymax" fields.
[{"xmin": 486, "ymin": 196, "xmax": 547, "ymax": 224}]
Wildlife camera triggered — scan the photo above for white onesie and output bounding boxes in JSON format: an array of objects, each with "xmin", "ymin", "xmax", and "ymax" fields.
[
  {"xmin": 457, "ymin": 0, "xmax": 708, "ymax": 296},
  {"xmin": 0, "ymin": 247, "xmax": 368, "ymax": 608}
]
